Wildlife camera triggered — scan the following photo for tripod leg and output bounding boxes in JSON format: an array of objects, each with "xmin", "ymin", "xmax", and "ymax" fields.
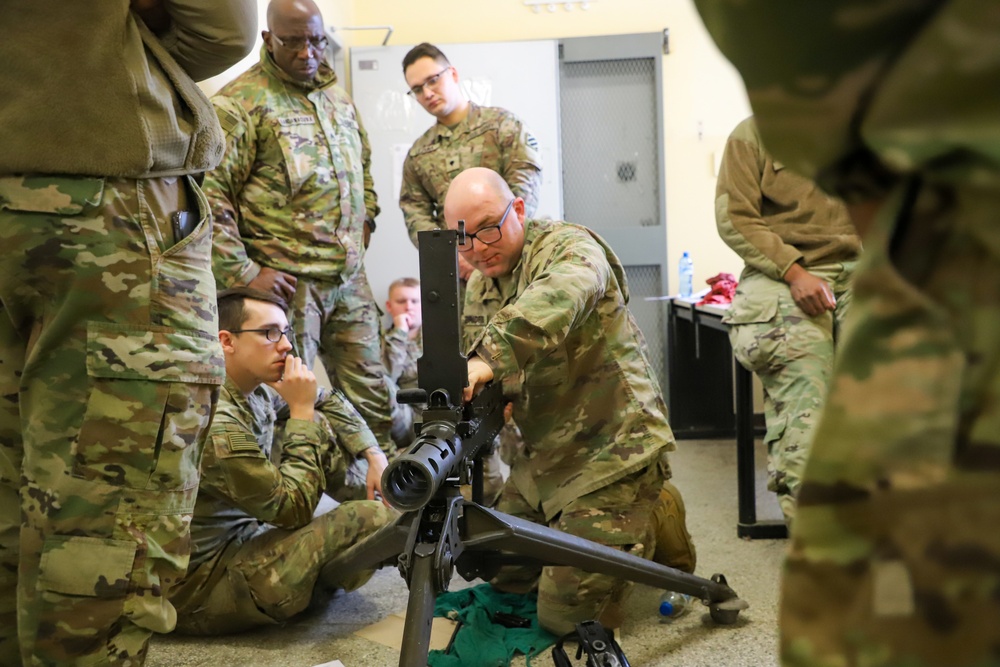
[
  {"xmin": 398, "ymin": 547, "xmax": 439, "ymax": 667},
  {"xmin": 456, "ymin": 502, "xmax": 748, "ymax": 621}
]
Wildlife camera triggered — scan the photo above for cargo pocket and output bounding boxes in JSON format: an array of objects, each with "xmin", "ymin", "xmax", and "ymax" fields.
[
  {"xmin": 725, "ymin": 296, "xmax": 783, "ymax": 373},
  {"xmin": 36, "ymin": 535, "xmax": 136, "ymax": 657},
  {"xmin": 75, "ymin": 321, "xmax": 224, "ymax": 491}
]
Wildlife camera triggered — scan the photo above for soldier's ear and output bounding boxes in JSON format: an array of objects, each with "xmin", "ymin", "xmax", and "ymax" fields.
[{"xmin": 219, "ymin": 330, "xmax": 237, "ymax": 354}]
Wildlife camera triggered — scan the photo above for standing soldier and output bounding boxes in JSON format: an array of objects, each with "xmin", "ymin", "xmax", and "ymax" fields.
[
  {"xmin": 717, "ymin": 115, "xmax": 861, "ymax": 523},
  {"xmin": 206, "ymin": 0, "xmax": 397, "ymax": 455},
  {"xmin": 400, "ymin": 42, "xmax": 543, "ymax": 285},
  {"xmin": 0, "ymin": 1, "xmax": 256, "ymax": 664}
]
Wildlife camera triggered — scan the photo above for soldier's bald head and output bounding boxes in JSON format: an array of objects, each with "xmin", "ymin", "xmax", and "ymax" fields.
[
  {"xmin": 267, "ymin": 0, "xmax": 321, "ymax": 30},
  {"xmin": 444, "ymin": 168, "xmax": 513, "ymax": 221}
]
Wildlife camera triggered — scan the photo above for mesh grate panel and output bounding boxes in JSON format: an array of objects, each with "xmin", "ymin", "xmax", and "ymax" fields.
[
  {"xmin": 623, "ymin": 264, "xmax": 666, "ymax": 385},
  {"xmin": 560, "ymin": 58, "xmax": 659, "ymax": 229}
]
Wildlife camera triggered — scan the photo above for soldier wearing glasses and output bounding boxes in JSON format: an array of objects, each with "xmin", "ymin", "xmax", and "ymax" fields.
[
  {"xmin": 400, "ymin": 43, "xmax": 543, "ymax": 284},
  {"xmin": 169, "ymin": 287, "xmax": 391, "ymax": 635},
  {"xmin": 447, "ymin": 168, "xmax": 697, "ymax": 636},
  {"xmin": 204, "ymin": 0, "xmax": 398, "ymax": 457}
]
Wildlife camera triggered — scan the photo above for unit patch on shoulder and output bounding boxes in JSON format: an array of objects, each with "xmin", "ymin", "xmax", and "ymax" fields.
[{"xmin": 225, "ymin": 431, "xmax": 261, "ymax": 453}]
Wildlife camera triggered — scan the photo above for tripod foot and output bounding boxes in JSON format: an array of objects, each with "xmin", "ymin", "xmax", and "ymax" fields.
[{"xmin": 707, "ymin": 573, "xmax": 749, "ymax": 624}]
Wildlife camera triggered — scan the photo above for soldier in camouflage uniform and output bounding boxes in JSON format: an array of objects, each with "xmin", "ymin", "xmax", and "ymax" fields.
[
  {"xmin": 696, "ymin": 1, "xmax": 1000, "ymax": 666},
  {"xmin": 400, "ymin": 42, "xmax": 543, "ymax": 285},
  {"xmin": 382, "ymin": 277, "xmax": 423, "ymax": 450},
  {"xmin": 717, "ymin": 116, "xmax": 861, "ymax": 522},
  {"xmin": 0, "ymin": 2, "xmax": 255, "ymax": 664},
  {"xmin": 169, "ymin": 287, "xmax": 391, "ymax": 635},
  {"xmin": 446, "ymin": 168, "xmax": 696, "ymax": 636},
  {"xmin": 205, "ymin": 0, "xmax": 397, "ymax": 455}
]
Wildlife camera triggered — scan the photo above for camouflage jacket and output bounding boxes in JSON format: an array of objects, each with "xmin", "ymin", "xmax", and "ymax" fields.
[
  {"xmin": 382, "ymin": 326, "xmax": 421, "ymax": 391},
  {"xmin": 463, "ymin": 219, "xmax": 673, "ymax": 519},
  {"xmin": 717, "ymin": 117, "xmax": 861, "ymax": 281},
  {"xmin": 206, "ymin": 46, "xmax": 379, "ymax": 287},
  {"xmin": 400, "ymin": 103, "xmax": 542, "ymax": 246},
  {"xmin": 172, "ymin": 376, "xmax": 377, "ymax": 608}
]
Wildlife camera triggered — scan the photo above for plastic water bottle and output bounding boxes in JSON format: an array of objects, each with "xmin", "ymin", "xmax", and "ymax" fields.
[
  {"xmin": 678, "ymin": 251, "xmax": 694, "ymax": 298},
  {"xmin": 658, "ymin": 591, "xmax": 693, "ymax": 622}
]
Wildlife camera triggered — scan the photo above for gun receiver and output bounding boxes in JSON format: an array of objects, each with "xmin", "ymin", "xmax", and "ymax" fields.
[{"xmin": 381, "ymin": 227, "xmax": 505, "ymax": 511}]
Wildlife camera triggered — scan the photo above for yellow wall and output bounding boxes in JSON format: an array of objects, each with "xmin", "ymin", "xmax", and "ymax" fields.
[{"xmin": 341, "ymin": 0, "xmax": 751, "ymax": 288}]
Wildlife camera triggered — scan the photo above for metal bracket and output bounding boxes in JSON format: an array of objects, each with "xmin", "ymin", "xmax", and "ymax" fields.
[{"xmin": 663, "ymin": 28, "xmax": 670, "ymax": 55}]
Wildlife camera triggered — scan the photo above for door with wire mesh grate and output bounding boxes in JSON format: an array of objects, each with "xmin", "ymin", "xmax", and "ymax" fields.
[{"xmin": 559, "ymin": 33, "xmax": 668, "ymax": 385}]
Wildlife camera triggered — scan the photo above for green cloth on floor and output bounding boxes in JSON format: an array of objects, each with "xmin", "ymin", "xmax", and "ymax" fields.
[{"xmin": 428, "ymin": 583, "xmax": 557, "ymax": 667}]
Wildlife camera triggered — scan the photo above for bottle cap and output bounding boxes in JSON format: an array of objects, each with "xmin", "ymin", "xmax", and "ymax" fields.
[{"xmin": 659, "ymin": 600, "xmax": 675, "ymax": 616}]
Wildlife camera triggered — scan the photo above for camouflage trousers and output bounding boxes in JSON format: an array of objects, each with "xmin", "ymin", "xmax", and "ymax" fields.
[
  {"xmin": 491, "ymin": 455, "xmax": 679, "ymax": 636},
  {"xmin": 782, "ymin": 180, "xmax": 1000, "ymax": 667},
  {"xmin": 173, "ymin": 500, "xmax": 391, "ymax": 635},
  {"xmin": 0, "ymin": 175, "xmax": 224, "ymax": 665},
  {"xmin": 725, "ymin": 263, "xmax": 855, "ymax": 521},
  {"xmin": 289, "ymin": 271, "xmax": 395, "ymax": 456}
]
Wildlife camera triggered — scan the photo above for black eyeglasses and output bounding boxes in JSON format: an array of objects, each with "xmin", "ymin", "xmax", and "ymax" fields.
[
  {"xmin": 271, "ymin": 34, "xmax": 328, "ymax": 53},
  {"xmin": 457, "ymin": 199, "xmax": 515, "ymax": 252},
  {"xmin": 230, "ymin": 326, "xmax": 291, "ymax": 343},
  {"xmin": 407, "ymin": 67, "xmax": 451, "ymax": 97}
]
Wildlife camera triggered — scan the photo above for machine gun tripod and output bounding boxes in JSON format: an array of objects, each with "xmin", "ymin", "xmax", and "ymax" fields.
[{"xmin": 320, "ymin": 228, "xmax": 748, "ymax": 667}]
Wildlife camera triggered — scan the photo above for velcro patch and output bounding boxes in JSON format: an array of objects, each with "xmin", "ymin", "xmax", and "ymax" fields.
[{"xmin": 225, "ymin": 431, "xmax": 261, "ymax": 453}]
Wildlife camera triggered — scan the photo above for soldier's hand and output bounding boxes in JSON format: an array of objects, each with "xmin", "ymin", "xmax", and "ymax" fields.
[
  {"xmin": 464, "ymin": 356, "xmax": 495, "ymax": 403},
  {"xmin": 361, "ymin": 447, "xmax": 389, "ymax": 505},
  {"xmin": 392, "ymin": 312, "xmax": 412, "ymax": 333},
  {"xmin": 457, "ymin": 254, "xmax": 475, "ymax": 282},
  {"xmin": 784, "ymin": 263, "xmax": 836, "ymax": 317},
  {"xmin": 249, "ymin": 267, "xmax": 298, "ymax": 304},
  {"xmin": 267, "ymin": 356, "xmax": 317, "ymax": 421},
  {"xmin": 363, "ymin": 222, "xmax": 372, "ymax": 249}
]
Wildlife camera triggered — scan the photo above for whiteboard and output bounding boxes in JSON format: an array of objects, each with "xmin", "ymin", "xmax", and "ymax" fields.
[{"xmin": 349, "ymin": 40, "xmax": 563, "ymax": 306}]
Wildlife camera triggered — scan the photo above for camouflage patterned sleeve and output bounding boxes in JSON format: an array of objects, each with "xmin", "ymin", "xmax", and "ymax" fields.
[
  {"xmin": 200, "ymin": 414, "xmax": 328, "ymax": 530},
  {"xmin": 399, "ymin": 152, "xmax": 436, "ymax": 247},
  {"xmin": 498, "ymin": 113, "xmax": 543, "ymax": 217},
  {"xmin": 204, "ymin": 96, "xmax": 262, "ymax": 288},
  {"xmin": 313, "ymin": 387, "xmax": 379, "ymax": 458},
  {"xmin": 355, "ymin": 102, "xmax": 381, "ymax": 224},
  {"xmin": 382, "ymin": 328, "xmax": 410, "ymax": 383},
  {"xmin": 473, "ymin": 229, "xmax": 610, "ymax": 383},
  {"xmin": 716, "ymin": 119, "xmax": 803, "ymax": 280}
]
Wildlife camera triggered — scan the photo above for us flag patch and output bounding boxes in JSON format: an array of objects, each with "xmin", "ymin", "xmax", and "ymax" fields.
[{"xmin": 226, "ymin": 432, "xmax": 260, "ymax": 453}]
